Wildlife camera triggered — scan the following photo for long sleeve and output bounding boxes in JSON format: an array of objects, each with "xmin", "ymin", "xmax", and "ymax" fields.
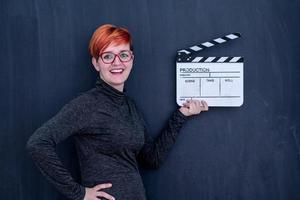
[
  {"xmin": 26, "ymin": 96, "xmax": 91, "ymax": 200},
  {"xmin": 137, "ymin": 109, "xmax": 188, "ymax": 169}
]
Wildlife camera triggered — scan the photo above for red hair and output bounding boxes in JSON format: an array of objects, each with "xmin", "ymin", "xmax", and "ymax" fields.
[{"xmin": 89, "ymin": 24, "xmax": 133, "ymax": 59}]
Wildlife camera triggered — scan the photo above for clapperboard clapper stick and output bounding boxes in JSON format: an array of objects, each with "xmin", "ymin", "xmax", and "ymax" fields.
[{"xmin": 176, "ymin": 33, "xmax": 244, "ymax": 107}]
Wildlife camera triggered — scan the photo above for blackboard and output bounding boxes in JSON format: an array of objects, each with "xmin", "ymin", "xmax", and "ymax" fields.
[{"xmin": 1, "ymin": 0, "xmax": 300, "ymax": 199}]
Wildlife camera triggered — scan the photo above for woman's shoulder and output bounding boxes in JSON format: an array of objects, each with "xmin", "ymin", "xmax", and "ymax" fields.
[
  {"xmin": 126, "ymin": 96, "xmax": 141, "ymax": 110},
  {"xmin": 125, "ymin": 96, "xmax": 145, "ymax": 117},
  {"xmin": 66, "ymin": 88, "xmax": 99, "ymax": 110}
]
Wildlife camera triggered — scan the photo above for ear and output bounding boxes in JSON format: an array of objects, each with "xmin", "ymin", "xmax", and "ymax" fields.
[{"xmin": 92, "ymin": 57, "xmax": 100, "ymax": 72}]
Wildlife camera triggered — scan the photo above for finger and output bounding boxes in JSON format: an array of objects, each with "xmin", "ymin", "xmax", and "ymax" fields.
[
  {"xmin": 182, "ymin": 102, "xmax": 190, "ymax": 107},
  {"xmin": 195, "ymin": 100, "xmax": 202, "ymax": 113},
  {"xmin": 195, "ymin": 100, "xmax": 201, "ymax": 108},
  {"xmin": 94, "ymin": 183, "xmax": 112, "ymax": 191},
  {"xmin": 97, "ymin": 191, "xmax": 115, "ymax": 200},
  {"xmin": 193, "ymin": 100, "xmax": 199, "ymax": 107},
  {"xmin": 189, "ymin": 100, "xmax": 197, "ymax": 112},
  {"xmin": 199, "ymin": 100, "xmax": 204, "ymax": 106},
  {"xmin": 192, "ymin": 100, "xmax": 199, "ymax": 109},
  {"xmin": 201, "ymin": 100, "xmax": 209, "ymax": 111}
]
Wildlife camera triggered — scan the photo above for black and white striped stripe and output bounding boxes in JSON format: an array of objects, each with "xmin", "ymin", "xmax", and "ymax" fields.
[
  {"xmin": 177, "ymin": 56, "xmax": 243, "ymax": 63},
  {"xmin": 177, "ymin": 33, "xmax": 241, "ymax": 56}
]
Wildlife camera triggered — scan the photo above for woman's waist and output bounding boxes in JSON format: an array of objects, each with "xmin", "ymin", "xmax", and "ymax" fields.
[
  {"xmin": 79, "ymin": 153, "xmax": 140, "ymax": 176},
  {"xmin": 80, "ymin": 159, "xmax": 140, "ymax": 182},
  {"xmin": 81, "ymin": 171, "xmax": 146, "ymax": 199},
  {"xmin": 81, "ymin": 170, "xmax": 142, "ymax": 186}
]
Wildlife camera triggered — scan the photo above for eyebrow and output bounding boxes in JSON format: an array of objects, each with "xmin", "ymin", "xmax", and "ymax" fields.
[{"xmin": 101, "ymin": 50, "xmax": 131, "ymax": 54}]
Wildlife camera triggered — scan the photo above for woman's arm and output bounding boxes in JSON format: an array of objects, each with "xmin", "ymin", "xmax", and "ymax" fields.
[
  {"xmin": 137, "ymin": 109, "xmax": 188, "ymax": 169},
  {"xmin": 26, "ymin": 95, "xmax": 91, "ymax": 200},
  {"xmin": 137, "ymin": 100, "xmax": 208, "ymax": 169}
]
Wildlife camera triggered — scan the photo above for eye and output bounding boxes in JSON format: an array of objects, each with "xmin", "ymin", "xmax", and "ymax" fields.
[
  {"xmin": 102, "ymin": 53, "xmax": 114, "ymax": 60},
  {"xmin": 119, "ymin": 51, "xmax": 130, "ymax": 60},
  {"xmin": 120, "ymin": 52, "xmax": 129, "ymax": 58}
]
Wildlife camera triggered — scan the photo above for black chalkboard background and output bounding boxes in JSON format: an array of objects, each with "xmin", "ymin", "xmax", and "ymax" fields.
[{"xmin": 1, "ymin": 0, "xmax": 300, "ymax": 199}]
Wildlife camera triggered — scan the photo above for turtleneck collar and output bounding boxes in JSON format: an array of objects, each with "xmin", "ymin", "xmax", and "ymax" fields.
[{"xmin": 95, "ymin": 78, "xmax": 127, "ymax": 105}]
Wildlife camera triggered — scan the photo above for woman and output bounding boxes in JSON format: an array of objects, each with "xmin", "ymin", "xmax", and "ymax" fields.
[{"xmin": 26, "ymin": 24, "xmax": 208, "ymax": 200}]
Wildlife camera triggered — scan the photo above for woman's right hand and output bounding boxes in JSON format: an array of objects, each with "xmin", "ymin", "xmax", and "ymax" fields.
[
  {"xmin": 179, "ymin": 99, "xmax": 209, "ymax": 117},
  {"xmin": 84, "ymin": 183, "xmax": 115, "ymax": 200}
]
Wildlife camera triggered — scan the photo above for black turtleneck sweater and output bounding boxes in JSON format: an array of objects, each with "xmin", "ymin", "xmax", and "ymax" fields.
[{"xmin": 26, "ymin": 79, "xmax": 188, "ymax": 200}]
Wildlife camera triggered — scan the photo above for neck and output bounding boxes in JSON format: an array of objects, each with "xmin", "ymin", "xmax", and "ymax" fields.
[
  {"xmin": 113, "ymin": 84, "xmax": 124, "ymax": 92},
  {"xmin": 100, "ymin": 78, "xmax": 124, "ymax": 92}
]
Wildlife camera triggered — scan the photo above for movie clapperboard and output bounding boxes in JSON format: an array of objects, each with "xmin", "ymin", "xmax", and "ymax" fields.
[{"xmin": 176, "ymin": 33, "xmax": 244, "ymax": 107}]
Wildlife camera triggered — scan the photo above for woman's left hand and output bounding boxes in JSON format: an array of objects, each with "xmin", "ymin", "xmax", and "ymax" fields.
[{"xmin": 179, "ymin": 99, "xmax": 209, "ymax": 117}]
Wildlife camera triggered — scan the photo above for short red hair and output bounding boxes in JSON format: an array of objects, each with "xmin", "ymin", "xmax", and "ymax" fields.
[{"xmin": 89, "ymin": 24, "xmax": 133, "ymax": 59}]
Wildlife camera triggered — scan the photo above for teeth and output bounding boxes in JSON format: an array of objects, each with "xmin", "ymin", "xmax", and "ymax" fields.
[{"xmin": 110, "ymin": 69, "xmax": 124, "ymax": 73}]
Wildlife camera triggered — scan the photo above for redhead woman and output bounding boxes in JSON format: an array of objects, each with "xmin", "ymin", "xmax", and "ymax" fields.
[{"xmin": 26, "ymin": 24, "xmax": 208, "ymax": 200}]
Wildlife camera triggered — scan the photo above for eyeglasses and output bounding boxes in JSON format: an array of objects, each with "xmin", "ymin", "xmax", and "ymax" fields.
[{"xmin": 99, "ymin": 50, "xmax": 133, "ymax": 64}]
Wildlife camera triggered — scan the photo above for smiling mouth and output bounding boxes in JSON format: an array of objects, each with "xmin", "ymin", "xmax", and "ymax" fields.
[{"xmin": 110, "ymin": 68, "xmax": 124, "ymax": 74}]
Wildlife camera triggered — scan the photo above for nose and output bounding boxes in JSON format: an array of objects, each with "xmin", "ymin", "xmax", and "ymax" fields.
[{"xmin": 112, "ymin": 55, "xmax": 122, "ymax": 65}]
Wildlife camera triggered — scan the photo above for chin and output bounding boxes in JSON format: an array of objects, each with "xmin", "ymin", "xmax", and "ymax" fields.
[
  {"xmin": 107, "ymin": 77, "xmax": 126, "ymax": 86},
  {"xmin": 111, "ymin": 81, "xmax": 125, "ymax": 86},
  {"xmin": 101, "ymin": 71, "xmax": 130, "ymax": 86},
  {"xmin": 111, "ymin": 75, "xmax": 130, "ymax": 83}
]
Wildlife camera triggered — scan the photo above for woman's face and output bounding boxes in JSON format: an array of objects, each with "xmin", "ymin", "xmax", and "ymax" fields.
[{"xmin": 92, "ymin": 42, "xmax": 133, "ymax": 91}]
